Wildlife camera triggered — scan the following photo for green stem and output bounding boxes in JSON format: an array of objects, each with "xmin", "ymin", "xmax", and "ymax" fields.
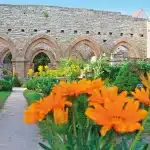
[
  {"xmin": 110, "ymin": 133, "xmax": 115, "ymax": 150},
  {"xmin": 72, "ymin": 105, "xmax": 77, "ymax": 136},
  {"xmin": 129, "ymin": 107, "xmax": 150, "ymax": 150},
  {"xmin": 110, "ymin": 144, "xmax": 114, "ymax": 150}
]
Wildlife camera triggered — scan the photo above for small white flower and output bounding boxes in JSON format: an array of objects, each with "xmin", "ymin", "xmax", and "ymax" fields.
[{"xmin": 90, "ymin": 56, "xmax": 97, "ymax": 63}]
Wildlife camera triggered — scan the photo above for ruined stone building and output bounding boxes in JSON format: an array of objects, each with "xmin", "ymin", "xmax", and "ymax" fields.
[{"xmin": 0, "ymin": 4, "xmax": 150, "ymax": 78}]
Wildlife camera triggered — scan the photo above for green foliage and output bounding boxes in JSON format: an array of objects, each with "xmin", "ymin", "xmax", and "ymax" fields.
[
  {"xmin": 114, "ymin": 61, "xmax": 141, "ymax": 92},
  {"xmin": 83, "ymin": 57, "xmax": 112, "ymax": 80},
  {"xmin": 3, "ymin": 75, "xmax": 12, "ymax": 83},
  {"xmin": 33, "ymin": 53, "xmax": 51, "ymax": 72},
  {"xmin": 24, "ymin": 77, "xmax": 58, "ymax": 96},
  {"xmin": 59, "ymin": 58, "xmax": 85, "ymax": 79},
  {"xmin": 0, "ymin": 91, "xmax": 11, "ymax": 108},
  {"xmin": 91, "ymin": 57, "xmax": 111, "ymax": 79},
  {"xmin": 0, "ymin": 80, "xmax": 12, "ymax": 91},
  {"xmin": 102, "ymin": 65, "xmax": 120, "ymax": 81},
  {"xmin": 137, "ymin": 60, "xmax": 150, "ymax": 73},
  {"xmin": 24, "ymin": 90, "xmax": 41, "ymax": 105},
  {"xmin": 12, "ymin": 74, "xmax": 22, "ymax": 87},
  {"xmin": 24, "ymin": 88, "xmax": 149, "ymax": 150},
  {"xmin": 44, "ymin": 12, "xmax": 49, "ymax": 18}
]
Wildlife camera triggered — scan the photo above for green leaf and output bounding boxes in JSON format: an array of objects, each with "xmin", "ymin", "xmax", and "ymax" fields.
[
  {"xmin": 121, "ymin": 137, "xmax": 128, "ymax": 150},
  {"xmin": 39, "ymin": 142, "xmax": 52, "ymax": 150}
]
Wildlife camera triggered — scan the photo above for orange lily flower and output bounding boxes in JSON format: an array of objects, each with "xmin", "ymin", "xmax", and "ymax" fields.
[
  {"xmin": 24, "ymin": 92, "xmax": 72, "ymax": 124},
  {"xmin": 140, "ymin": 72, "xmax": 150, "ymax": 89},
  {"xmin": 101, "ymin": 86, "xmax": 128, "ymax": 102},
  {"xmin": 131, "ymin": 88, "xmax": 150, "ymax": 106},
  {"xmin": 88, "ymin": 86, "xmax": 129, "ymax": 108},
  {"xmin": 88, "ymin": 90, "xmax": 104, "ymax": 107},
  {"xmin": 85, "ymin": 99, "xmax": 147, "ymax": 136},
  {"xmin": 54, "ymin": 108, "xmax": 68, "ymax": 125},
  {"xmin": 24, "ymin": 100, "xmax": 48, "ymax": 124},
  {"xmin": 52, "ymin": 78, "xmax": 104, "ymax": 97}
]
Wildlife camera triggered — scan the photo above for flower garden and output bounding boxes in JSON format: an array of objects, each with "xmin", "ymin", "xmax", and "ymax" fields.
[
  {"xmin": 21, "ymin": 57, "xmax": 150, "ymax": 150},
  {"xmin": 1, "ymin": 56, "xmax": 150, "ymax": 149}
]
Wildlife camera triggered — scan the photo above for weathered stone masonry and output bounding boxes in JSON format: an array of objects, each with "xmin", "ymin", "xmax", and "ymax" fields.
[{"xmin": 0, "ymin": 4, "xmax": 149, "ymax": 78}]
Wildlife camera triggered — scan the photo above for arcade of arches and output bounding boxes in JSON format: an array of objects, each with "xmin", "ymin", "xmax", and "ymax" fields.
[{"xmin": 0, "ymin": 35, "xmax": 140, "ymax": 79}]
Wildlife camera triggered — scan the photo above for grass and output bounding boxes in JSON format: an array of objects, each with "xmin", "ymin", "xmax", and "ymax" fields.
[
  {"xmin": 24, "ymin": 90, "xmax": 41, "ymax": 106},
  {"xmin": 24, "ymin": 90, "xmax": 50, "ymax": 140},
  {"xmin": 0, "ymin": 92, "xmax": 11, "ymax": 109}
]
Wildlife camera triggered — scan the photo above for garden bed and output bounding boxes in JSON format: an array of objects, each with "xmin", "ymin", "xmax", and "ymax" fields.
[
  {"xmin": 0, "ymin": 92, "xmax": 11, "ymax": 109},
  {"xmin": 24, "ymin": 90, "xmax": 49, "ymax": 140}
]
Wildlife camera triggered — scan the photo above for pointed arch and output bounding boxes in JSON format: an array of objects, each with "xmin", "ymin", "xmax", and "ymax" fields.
[
  {"xmin": 23, "ymin": 34, "xmax": 62, "ymax": 61},
  {"xmin": 0, "ymin": 48, "xmax": 11, "ymax": 63},
  {"xmin": 30, "ymin": 48, "xmax": 55, "ymax": 63},
  {"xmin": 0, "ymin": 35, "xmax": 16, "ymax": 62},
  {"xmin": 110, "ymin": 39, "xmax": 140, "ymax": 58},
  {"xmin": 64, "ymin": 36, "xmax": 102, "ymax": 59}
]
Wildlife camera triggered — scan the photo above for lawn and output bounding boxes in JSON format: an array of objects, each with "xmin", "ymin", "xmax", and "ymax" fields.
[
  {"xmin": 24, "ymin": 90, "xmax": 41, "ymax": 106},
  {"xmin": 0, "ymin": 92, "xmax": 11, "ymax": 109}
]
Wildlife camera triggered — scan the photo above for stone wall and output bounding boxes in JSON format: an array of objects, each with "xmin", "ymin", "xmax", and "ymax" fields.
[{"xmin": 0, "ymin": 4, "xmax": 148, "ymax": 78}]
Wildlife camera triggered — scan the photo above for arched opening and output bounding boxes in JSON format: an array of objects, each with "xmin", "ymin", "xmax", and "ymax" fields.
[
  {"xmin": 113, "ymin": 45, "xmax": 128, "ymax": 58},
  {"xmin": 2, "ymin": 52, "xmax": 13, "ymax": 75},
  {"xmin": 32, "ymin": 52, "xmax": 51, "ymax": 72},
  {"xmin": 111, "ymin": 45, "xmax": 129, "ymax": 65},
  {"xmin": 111, "ymin": 40, "xmax": 138, "ymax": 58},
  {"xmin": 23, "ymin": 35, "xmax": 61, "ymax": 77},
  {"xmin": 65, "ymin": 36, "xmax": 102, "ymax": 60},
  {"xmin": 0, "ymin": 39, "xmax": 14, "ymax": 77},
  {"xmin": 110, "ymin": 40, "xmax": 138, "ymax": 65},
  {"xmin": 70, "ymin": 44, "xmax": 95, "ymax": 60},
  {"xmin": 0, "ymin": 36, "xmax": 17, "ymax": 78}
]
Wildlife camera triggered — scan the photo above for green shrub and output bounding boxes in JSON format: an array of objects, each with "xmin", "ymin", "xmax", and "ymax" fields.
[
  {"xmin": 114, "ymin": 61, "xmax": 141, "ymax": 92},
  {"xmin": 24, "ymin": 77, "xmax": 59, "ymax": 96},
  {"xmin": 12, "ymin": 74, "xmax": 22, "ymax": 87},
  {"xmin": 0, "ymin": 80, "xmax": 12, "ymax": 91},
  {"xmin": 101, "ymin": 65, "xmax": 121, "ymax": 81},
  {"xmin": 3, "ymin": 75, "xmax": 12, "ymax": 84},
  {"xmin": 137, "ymin": 60, "xmax": 150, "ymax": 73}
]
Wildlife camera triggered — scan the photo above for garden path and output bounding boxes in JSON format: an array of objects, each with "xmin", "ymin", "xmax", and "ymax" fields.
[{"xmin": 0, "ymin": 88, "xmax": 42, "ymax": 150}]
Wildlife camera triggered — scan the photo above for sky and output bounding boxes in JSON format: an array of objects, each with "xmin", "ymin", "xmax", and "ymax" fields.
[{"xmin": 0, "ymin": 0, "xmax": 150, "ymax": 15}]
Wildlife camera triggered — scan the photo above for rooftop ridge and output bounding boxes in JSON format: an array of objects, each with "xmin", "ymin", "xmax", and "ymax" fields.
[{"xmin": 0, "ymin": 4, "xmax": 122, "ymax": 15}]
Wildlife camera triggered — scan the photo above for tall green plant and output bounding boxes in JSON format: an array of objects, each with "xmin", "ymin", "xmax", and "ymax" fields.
[{"xmin": 114, "ymin": 61, "xmax": 141, "ymax": 92}]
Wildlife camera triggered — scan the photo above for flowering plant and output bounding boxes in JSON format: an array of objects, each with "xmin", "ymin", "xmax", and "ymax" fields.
[
  {"xmin": 27, "ymin": 59, "xmax": 83, "ymax": 79},
  {"xmin": 24, "ymin": 74, "xmax": 150, "ymax": 150}
]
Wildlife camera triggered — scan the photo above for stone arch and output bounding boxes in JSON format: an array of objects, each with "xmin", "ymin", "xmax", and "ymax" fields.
[
  {"xmin": 23, "ymin": 34, "xmax": 62, "ymax": 61},
  {"xmin": 23, "ymin": 34, "xmax": 61, "ymax": 76},
  {"xmin": 30, "ymin": 48, "xmax": 55, "ymax": 63},
  {"xmin": 65, "ymin": 36, "xmax": 102, "ymax": 59},
  {"xmin": 0, "ymin": 35, "xmax": 16, "ymax": 61},
  {"xmin": 0, "ymin": 48, "xmax": 10, "ymax": 63},
  {"xmin": 110, "ymin": 39, "xmax": 140, "ymax": 58}
]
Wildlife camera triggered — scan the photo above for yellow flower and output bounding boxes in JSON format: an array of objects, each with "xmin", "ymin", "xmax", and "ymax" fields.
[
  {"xmin": 44, "ymin": 65, "xmax": 49, "ymax": 70},
  {"xmin": 28, "ymin": 69, "xmax": 34, "ymax": 76},
  {"xmin": 38, "ymin": 65, "xmax": 43, "ymax": 72},
  {"xmin": 34, "ymin": 72, "xmax": 39, "ymax": 77}
]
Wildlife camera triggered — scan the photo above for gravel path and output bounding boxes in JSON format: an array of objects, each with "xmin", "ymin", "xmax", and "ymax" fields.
[{"xmin": 0, "ymin": 88, "xmax": 42, "ymax": 150}]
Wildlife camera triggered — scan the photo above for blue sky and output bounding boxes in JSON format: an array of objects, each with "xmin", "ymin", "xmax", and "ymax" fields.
[{"xmin": 0, "ymin": 0, "xmax": 150, "ymax": 15}]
